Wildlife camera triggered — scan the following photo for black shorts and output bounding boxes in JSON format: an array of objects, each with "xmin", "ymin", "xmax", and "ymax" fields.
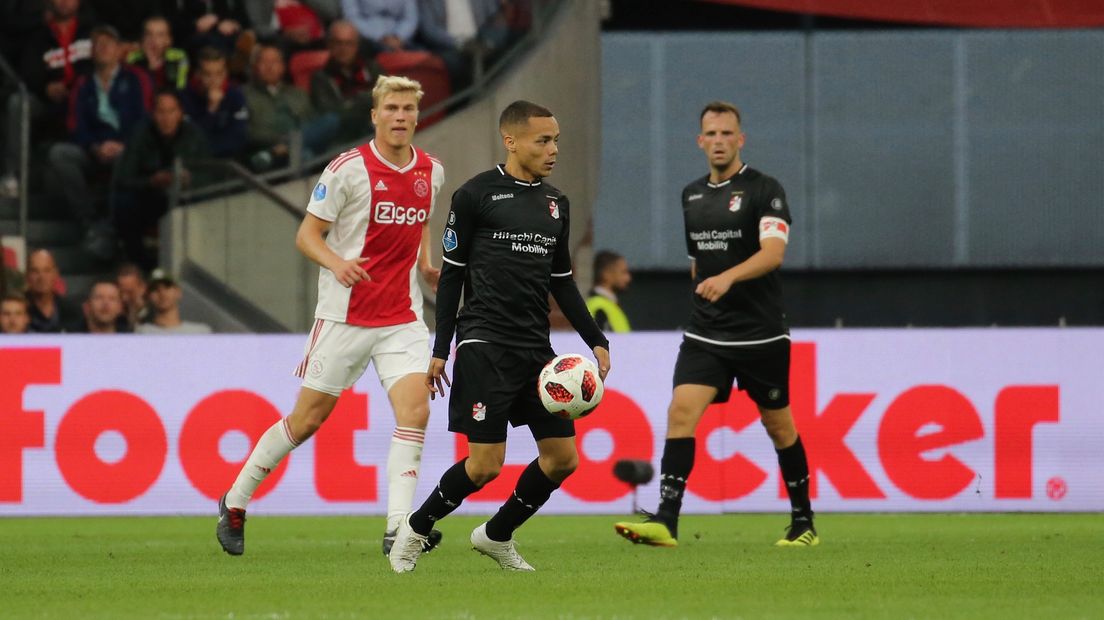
[
  {"xmin": 672, "ymin": 336, "xmax": 790, "ymax": 408},
  {"xmin": 448, "ymin": 342, "xmax": 575, "ymax": 444}
]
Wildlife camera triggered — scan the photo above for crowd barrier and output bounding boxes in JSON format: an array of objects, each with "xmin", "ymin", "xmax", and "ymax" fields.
[{"xmin": 2, "ymin": 329, "xmax": 1099, "ymax": 515}]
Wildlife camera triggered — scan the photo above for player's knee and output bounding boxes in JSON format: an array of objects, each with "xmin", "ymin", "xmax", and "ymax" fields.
[
  {"xmin": 467, "ymin": 464, "xmax": 500, "ymax": 487},
  {"xmin": 395, "ymin": 403, "xmax": 429, "ymax": 428},
  {"xmin": 540, "ymin": 453, "xmax": 578, "ymax": 481},
  {"xmin": 667, "ymin": 403, "xmax": 698, "ymax": 436},
  {"xmin": 760, "ymin": 414, "xmax": 796, "ymax": 447}
]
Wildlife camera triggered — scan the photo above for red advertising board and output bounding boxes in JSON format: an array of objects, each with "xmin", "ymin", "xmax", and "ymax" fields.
[{"xmin": 1, "ymin": 330, "xmax": 1097, "ymax": 515}]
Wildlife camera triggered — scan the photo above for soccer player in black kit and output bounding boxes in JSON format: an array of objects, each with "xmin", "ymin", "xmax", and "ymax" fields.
[
  {"xmin": 388, "ymin": 101, "xmax": 611, "ymax": 573},
  {"xmin": 614, "ymin": 101, "xmax": 817, "ymax": 548}
]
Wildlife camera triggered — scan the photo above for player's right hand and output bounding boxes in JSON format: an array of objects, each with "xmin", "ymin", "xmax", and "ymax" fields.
[
  {"xmin": 426, "ymin": 357, "xmax": 451, "ymax": 400},
  {"xmin": 331, "ymin": 257, "xmax": 371, "ymax": 288}
]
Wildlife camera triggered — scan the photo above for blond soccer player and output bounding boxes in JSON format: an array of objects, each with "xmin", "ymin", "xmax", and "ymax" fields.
[{"xmin": 217, "ymin": 76, "xmax": 445, "ymax": 556}]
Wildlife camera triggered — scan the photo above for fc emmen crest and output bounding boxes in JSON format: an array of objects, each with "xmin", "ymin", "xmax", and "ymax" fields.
[{"xmin": 729, "ymin": 192, "xmax": 743, "ymax": 212}]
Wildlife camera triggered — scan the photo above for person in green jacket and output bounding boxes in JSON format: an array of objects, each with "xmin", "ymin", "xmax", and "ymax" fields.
[
  {"xmin": 244, "ymin": 44, "xmax": 338, "ymax": 169},
  {"xmin": 586, "ymin": 249, "xmax": 632, "ymax": 332},
  {"xmin": 127, "ymin": 16, "xmax": 190, "ymax": 91}
]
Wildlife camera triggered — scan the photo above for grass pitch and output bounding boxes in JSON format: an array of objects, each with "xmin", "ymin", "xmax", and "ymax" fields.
[{"xmin": 1, "ymin": 513, "xmax": 1099, "ymax": 619}]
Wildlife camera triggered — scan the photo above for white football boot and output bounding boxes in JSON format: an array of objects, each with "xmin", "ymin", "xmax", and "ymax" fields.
[
  {"xmin": 470, "ymin": 523, "xmax": 535, "ymax": 571},
  {"xmin": 388, "ymin": 513, "xmax": 428, "ymax": 573}
]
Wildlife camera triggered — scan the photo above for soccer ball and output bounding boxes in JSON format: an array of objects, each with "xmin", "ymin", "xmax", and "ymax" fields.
[{"xmin": 537, "ymin": 353, "xmax": 604, "ymax": 420}]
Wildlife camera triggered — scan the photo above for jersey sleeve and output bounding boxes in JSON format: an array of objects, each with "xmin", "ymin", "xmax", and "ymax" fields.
[
  {"xmin": 307, "ymin": 155, "xmax": 353, "ymax": 222},
  {"xmin": 682, "ymin": 188, "xmax": 696, "ymax": 260},
  {"xmin": 429, "ymin": 157, "xmax": 445, "ymax": 218},
  {"xmin": 758, "ymin": 178, "xmax": 793, "ymax": 244},
  {"xmin": 441, "ymin": 186, "xmax": 478, "ymax": 267},
  {"xmin": 551, "ymin": 196, "xmax": 573, "ymax": 278}
]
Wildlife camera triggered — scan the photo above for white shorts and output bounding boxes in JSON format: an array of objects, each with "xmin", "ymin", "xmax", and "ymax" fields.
[{"xmin": 294, "ymin": 319, "xmax": 430, "ymax": 396}]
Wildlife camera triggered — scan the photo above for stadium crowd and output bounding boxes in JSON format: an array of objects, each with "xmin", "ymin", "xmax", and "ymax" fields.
[{"xmin": 0, "ymin": 0, "xmax": 532, "ymax": 284}]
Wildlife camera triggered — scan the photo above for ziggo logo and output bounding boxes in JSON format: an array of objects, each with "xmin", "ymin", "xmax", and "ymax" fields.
[
  {"xmin": 373, "ymin": 201, "xmax": 428, "ymax": 225},
  {"xmin": 0, "ymin": 345, "xmax": 1060, "ymax": 505}
]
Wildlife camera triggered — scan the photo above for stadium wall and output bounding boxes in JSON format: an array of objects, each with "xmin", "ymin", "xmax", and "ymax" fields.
[
  {"xmin": 2, "ymin": 329, "xmax": 1099, "ymax": 516},
  {"xmin": 597, "ymin": 30, "xmax": 1104, "ymax": 271}
]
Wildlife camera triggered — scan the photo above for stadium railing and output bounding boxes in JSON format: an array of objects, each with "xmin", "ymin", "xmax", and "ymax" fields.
[{"xmin": 0, "ymin": 54, "xmax": 31, "ymax": 249}]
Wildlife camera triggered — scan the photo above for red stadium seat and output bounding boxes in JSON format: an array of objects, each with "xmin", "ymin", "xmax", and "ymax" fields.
[
  {"xmin": 374, "ymin": 51, "xmax": 451, "ymax": 129},
  {"xmin": 288, "ymin": 50, "xmax": 330, "ymax": 91}
]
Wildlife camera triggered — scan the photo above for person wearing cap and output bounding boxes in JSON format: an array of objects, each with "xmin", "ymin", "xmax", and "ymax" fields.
[
  {"xmin": 136, "ymin": 271, "xmax": 213, "ymax": 334},
  {"xmin": 46, "ymin": 23, "xmax": 153, "ymax": 261}
]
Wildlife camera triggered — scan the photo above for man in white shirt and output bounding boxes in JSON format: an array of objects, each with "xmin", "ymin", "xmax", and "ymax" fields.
[{"xmin": 134, "ymin": 272, "xmax": 212, "ymax": 335}]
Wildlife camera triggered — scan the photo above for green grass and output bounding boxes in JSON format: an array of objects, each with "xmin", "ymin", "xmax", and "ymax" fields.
[{"xmin": 1, "ymin": 514, "xmax": 1100, "ymax": 619}]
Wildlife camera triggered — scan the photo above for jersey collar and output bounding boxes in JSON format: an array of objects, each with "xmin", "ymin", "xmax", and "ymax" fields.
[
  {"xmin": 593, "ymin": 285, "xmax": 618, "ymax": 303},
  {"xmin": 497, "ymin": 164, "xmax": 542, "ymax": 187},
  {"xmin": 706, "ymin": 163, "xmax": 748, "ymax": 188},
  {"xmin": 369, "ymin": 140, "xmax": 418, "ymax": 173}
]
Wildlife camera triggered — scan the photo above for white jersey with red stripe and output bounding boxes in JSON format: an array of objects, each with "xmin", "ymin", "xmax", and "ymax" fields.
[{"xmin": 306, "ymin": 141, "xmax": 445, "ymax": 327}]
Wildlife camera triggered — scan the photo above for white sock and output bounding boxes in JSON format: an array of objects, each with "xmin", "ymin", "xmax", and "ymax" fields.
[
  {"xmin": 386, "ymin": 426, "xmax": 426, "ymax": 532},
  {"xmin": 225, "ymin": 418, "xmax": 300, "ymax": 509}
]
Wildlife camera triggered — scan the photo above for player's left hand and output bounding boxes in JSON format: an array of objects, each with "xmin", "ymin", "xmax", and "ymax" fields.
[
  {"xmin": 592, "ymin": 346, "xmax": 611, "ymax": 381},
  {"xmin": 426, "ymin": 357, "xmax": 451, "ymax": 399},
  {"xmin": 420, "ymin": 264, "xmax": 441, "ymax": 292},
  {"xmin": 695, "ymin": 273, "xmax": 733, "ymax": 303}
]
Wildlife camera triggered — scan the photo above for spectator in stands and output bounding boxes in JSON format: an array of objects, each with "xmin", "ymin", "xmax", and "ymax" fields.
[
  {"xmin": 244, "ymin": 44, "xmax": 337, "ymax": 170},
  {"xmin": 417, "ymin": 0, "xmax": 511, "ymax": 90},
  {"xmin": 248, "ymin": 0, "xmax": 341, "ymax": 52},
  {"xmin": 115, "ymin": 262, "xmax": 149, "ymax": 329},
  {"xmin": 1, "ymin": 293, "xmax": 32, "ymax": 334},
  {"xmin": 46, "ymin": 24, "xmax": 152, "ymax": 260},
  {"xmin": 3, "ymin": 0, "xmax": 92, "ymax": 197},
  {"xmin": 182, "ymin": 47, "xmax": 249, "ymax": 159},
  {"xmin": 342, "ymin": 0, "xmax": 420, "ymax": 55},
  {"xmin": 586, "ymin": 250, "xmax": 632, "ymax": 333},
  {"xmin": 127, "ymin": 16, "xmax": 191, "ymax": 91},
  {"xmin": 68, "ymin": 279, "xmax": 131, "ymax": 333},
  {"xmin": 24, "ymin": 248, "xmax": 81, "ymax": 333},
  {"xmin": 136, "ymin": 271, "xmax": 213, "ymax": 334},
  {"xmin": 114, "ymin": 90, "xmax": 210, "ymax": 269},
  {"xmin": 310, "ymin": 20, "xmax": 378, "ymax": 144}
]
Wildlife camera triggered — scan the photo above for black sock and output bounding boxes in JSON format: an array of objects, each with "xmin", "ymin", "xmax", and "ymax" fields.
[
  {"xmin": 485, "ymin": 459, "xmax": 560, "ymax": 542},
  {"xmin": 409, "ymin": 458, "xmax": 480, "ymax": 536},
  {"xmin": 656, "ymin": 437, "xmax": 695, "ymax": 537},
  {"xmin": 776, "ymin": 436, "xmax": 813, "ymax": 521}
]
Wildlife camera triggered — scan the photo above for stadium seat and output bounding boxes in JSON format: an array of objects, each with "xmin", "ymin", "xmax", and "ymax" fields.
[
  {"xmin": 288, "ymin": 50, "xmax": 330, "ymax": 91},
  {"xmin": 374, "ymin": 51, "xmax": 451, "ymax": 129}
]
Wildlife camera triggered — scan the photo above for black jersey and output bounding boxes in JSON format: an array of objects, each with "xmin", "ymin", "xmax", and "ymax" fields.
[
  {"xmin": 434, "ymin": 165, "xmax": 575, "ymax": 355},
  {"xmin": 682, "ymin": 164, "xmax": 792, "ymax": 345}
]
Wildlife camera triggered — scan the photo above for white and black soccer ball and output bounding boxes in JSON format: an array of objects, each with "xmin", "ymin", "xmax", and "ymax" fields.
[{"xmin": 537, "ymin": 353, "xmax": 604, "ymax": 420}]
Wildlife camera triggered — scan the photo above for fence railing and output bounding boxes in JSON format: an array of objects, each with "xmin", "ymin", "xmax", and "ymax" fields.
[{"xmin": 0, "ymin": 54, "xmax": 30, "ymax": 250}]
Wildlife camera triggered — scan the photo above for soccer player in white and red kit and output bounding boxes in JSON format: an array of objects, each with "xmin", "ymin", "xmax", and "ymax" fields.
[{"xmin": 217, "ymin": 76, "xmax": 445, "ymax": 556}]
